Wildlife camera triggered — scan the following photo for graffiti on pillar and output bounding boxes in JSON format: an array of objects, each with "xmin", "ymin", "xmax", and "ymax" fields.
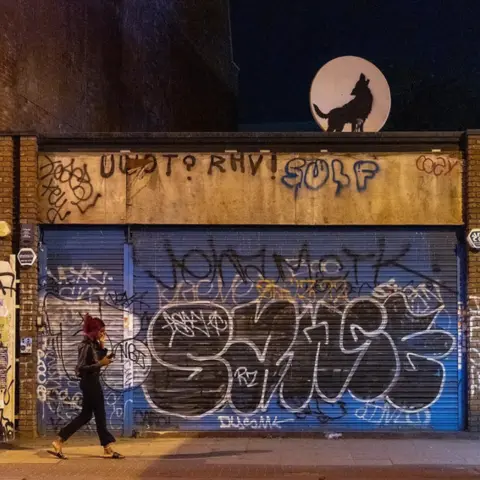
[
  {"xmin": 468, "ymin": 295, "xmax": 480, "ymax": 399},
  {"xmin": 0, "ymin": 259, "xmax": 16, "ymax": 442},
  {"xmin": 0, "ymin": 347, "xmax": 7, "ymax": 390}
]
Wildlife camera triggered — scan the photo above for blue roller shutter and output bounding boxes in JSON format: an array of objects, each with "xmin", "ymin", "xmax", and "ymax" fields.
[
  {"xmin": 38, "ymin": 227, "xmax": 126, "ymax": 435},
  {"xmin": 130, "ymin": 227, "xmax": 463, "ymax": 433}
]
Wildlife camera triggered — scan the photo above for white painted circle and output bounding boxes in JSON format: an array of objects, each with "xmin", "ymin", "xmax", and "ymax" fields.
[{"xmin": 310, "ymin": 56, "xmax": 391, "ymax": 132}]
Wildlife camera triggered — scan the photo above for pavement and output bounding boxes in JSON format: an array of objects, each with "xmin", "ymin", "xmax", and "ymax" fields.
[{"xmin": 1, "ymin": 435, "xmax": 480, "ymax": 479}]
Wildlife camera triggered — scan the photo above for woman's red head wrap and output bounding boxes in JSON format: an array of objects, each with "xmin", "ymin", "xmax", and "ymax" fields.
[{"xmin": 83, "ymin": 313, "xmax": 105, "ymax": 341}]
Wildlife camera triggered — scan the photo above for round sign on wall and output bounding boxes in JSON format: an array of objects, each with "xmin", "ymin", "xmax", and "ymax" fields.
[{"xmin": 310, "ymin": 56, "xmax": 391, "ymax": 133}]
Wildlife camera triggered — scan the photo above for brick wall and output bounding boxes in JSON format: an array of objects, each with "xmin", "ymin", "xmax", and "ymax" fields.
[
  {"xmin": 0, "ymin": 137, "xmax": 14, "ymax": 260},
  {"xmin": 16, "ymin": 137, "xmax": 38, "ymax": 437},
  {"xmin": 119, "ymin": 0, "xmax": 237, "ymax": 131},
  {"xmin": 467, "ymin": 131, "xmax": 480, "ymax": 431},
  {"xmin": 0, "ymin": 0, "xmax": 237, "ymax": 133}
]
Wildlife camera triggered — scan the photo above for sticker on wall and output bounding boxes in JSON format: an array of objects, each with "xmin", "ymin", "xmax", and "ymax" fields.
[
  {"xmin": 17, "ymin": 247, "xmax": 37, "ymax": 267},
  {"xmin": 20, "ymin": 224, "xmax": 35, "ymax": 247},
  {"xmin": 0, "ymin": 222, "xmax": 11, "ymax": 238},
  {"xmin": 20, "ymin": 337, "xmax": 32, "ymax": 354},
  {"xmin": 310, "ymin": 56, "xmax": 391, "ymax": 132},
  {"xmin": 468, "ymin": 229, "xmax": 480, "ymax": 250}
]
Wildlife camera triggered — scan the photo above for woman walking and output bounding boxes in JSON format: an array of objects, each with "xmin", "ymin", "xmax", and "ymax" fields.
[{"xmin": 49, "ymin": 314, "xmax": 125, "ymax": 460}]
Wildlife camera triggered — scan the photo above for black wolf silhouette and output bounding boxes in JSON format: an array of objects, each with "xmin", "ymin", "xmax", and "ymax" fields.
[{"xmin": 313, "ymin": 73, "xmax": 373, "ymax": 132}]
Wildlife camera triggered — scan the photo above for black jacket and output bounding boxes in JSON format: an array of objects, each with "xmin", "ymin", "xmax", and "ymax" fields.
[{"xmin": 75, "ymin": 338, "xmax": 108, "ymax": 378}]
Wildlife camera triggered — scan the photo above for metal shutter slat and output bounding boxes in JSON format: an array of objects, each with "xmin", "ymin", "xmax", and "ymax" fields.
[
  {"xmin": 131, "ymin": 227, "xmax": 461, "ymax": 432},
  {"xmin": 38, "ymin": 227, "xmax": 126, "ymax": 435}
]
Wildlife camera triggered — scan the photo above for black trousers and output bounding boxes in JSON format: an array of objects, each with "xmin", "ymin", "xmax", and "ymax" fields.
[{"xmin": 58, "ymin": 377, "xmax": 116, "ymax": 447}]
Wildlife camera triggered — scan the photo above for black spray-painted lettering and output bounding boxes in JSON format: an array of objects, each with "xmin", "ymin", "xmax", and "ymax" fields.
[
  {"xmin": 208, "ymin": 155, "xmax": 227, "ymax": 175},
  {"xmin": 39, "ymin": 156, "xmax": 101, "ymax": 224},
  {"xmin": 145, "ymin": 293, "xmax": 454, "ymax": 418},
  {"xmin": 100, "ymin": 154, "xmax": 158, "ymax": 179}
]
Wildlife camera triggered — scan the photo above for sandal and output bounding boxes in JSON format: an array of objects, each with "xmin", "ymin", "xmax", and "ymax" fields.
[
  {"xmin": 103, "ymin": 451, "xmax": 125, "ymax": 459},
  {"xmin": 48, "ymin": 450, "xmax": 68, "ymax": 460},
  {"xmin": 48, "ymin": 442, "xmax": 68, "ymax": 460}
]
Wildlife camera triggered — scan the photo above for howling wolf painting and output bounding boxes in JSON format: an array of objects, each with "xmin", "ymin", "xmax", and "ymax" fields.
[{"xmin": 313, "ymin": 73, "xmax": 373, "ymax": 132}]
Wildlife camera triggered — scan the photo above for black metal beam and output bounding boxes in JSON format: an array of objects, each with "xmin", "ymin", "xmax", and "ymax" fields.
[{"xmin": 36, "ymin": 131, "xmax": 465, "ymax": 153}]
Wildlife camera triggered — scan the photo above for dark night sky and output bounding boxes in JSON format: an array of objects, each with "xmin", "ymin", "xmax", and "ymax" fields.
[{"xmin": 231, "ymin": 1, "xmax": 480, "ymax": 130}]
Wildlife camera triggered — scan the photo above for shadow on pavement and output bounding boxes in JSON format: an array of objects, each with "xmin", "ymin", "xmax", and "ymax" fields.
[
  {"xmin": 160, "ymin": 449, "xmax": 270, "ymax": 459},
  {"xmin": 0, "ymin": 443, "xmax": 34, "ymax": 450},
  {"xmin": 34, "ymin": 448, "xmax": 271, "ymax": 461}
]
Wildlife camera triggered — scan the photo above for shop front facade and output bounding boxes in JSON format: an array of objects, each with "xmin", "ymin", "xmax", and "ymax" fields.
[{"xmin": 3, "ymin": 132, "xmax": 480, "ymax": 438}]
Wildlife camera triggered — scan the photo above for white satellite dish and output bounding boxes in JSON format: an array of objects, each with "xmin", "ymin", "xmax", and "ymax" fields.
[{"xmin": 310, "ymin": 56, "xmax": 391, "ymax": 132}]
